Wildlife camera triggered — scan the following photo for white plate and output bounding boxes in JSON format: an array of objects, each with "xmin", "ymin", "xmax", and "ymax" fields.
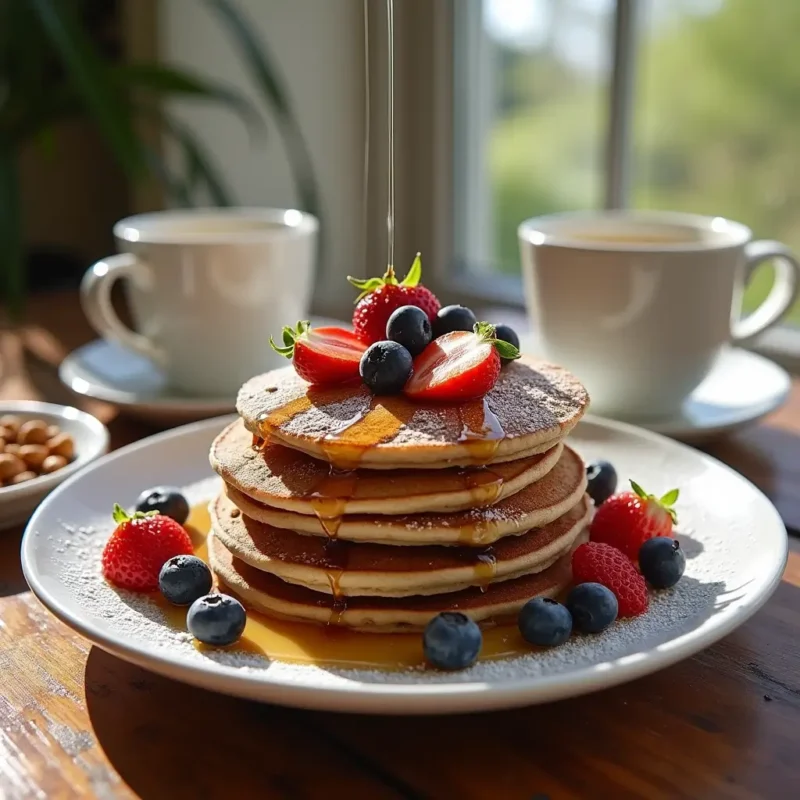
[
  {"xmin": 0, "ymin": 401, "xmax": 109, "ymax": 530},
  {"xmin": 21, "ymin": 415, "xmax": 786, "ymax": 714},
  {"xmin": 59, "ymin": 340, "xmax": 234, "ymax": 424}
]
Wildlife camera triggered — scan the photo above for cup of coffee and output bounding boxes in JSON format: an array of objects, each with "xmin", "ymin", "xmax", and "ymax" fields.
[
  {"xmin": 81, "ymin": 208, "xmax": 318, "ymax": 397},
  {"xmin": 518, "ymin": 210, "xmax": 800, "ymax": 419}
]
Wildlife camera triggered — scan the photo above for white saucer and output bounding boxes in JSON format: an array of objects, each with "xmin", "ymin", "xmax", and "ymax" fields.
[
  {"xmin": 59, "ymin": 340, "xmax": 234, "ymax": 424},
  {"xmin": 615, "ymin": 348, "xmax": 791, "ymax": 443},
  {"xmin": 21, "ymin": 415, "xmax": 786, "ymax": 714}
]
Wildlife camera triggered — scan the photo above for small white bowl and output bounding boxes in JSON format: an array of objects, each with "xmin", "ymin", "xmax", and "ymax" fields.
[{"xmin": 0, "ymin": 401, "xmax": 109, "ymax": 530}]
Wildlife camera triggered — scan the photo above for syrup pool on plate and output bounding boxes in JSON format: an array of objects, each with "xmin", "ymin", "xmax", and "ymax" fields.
[{"xmin": 158, "ymin": 503, "xmax": 536, "ymax": 671}]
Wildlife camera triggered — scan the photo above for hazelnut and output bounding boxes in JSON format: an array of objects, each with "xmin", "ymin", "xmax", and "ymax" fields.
[
  {"xmin": 17, "ymin": 420, "xmax": 49, "ymax": 445},
  {"xmin": 4, "ymin": 443, "xmax": 20, "ymax": 456},
  {"xmin": 46, "ymin": 432, "xmax": 74, "ymax": 461},
  {"xmin": 19, "ymin": 444, "xmax": 49, "ymax": 470},
  {"xmin": 0, "ymin": 453, "xmax": 26, "ymax": 481},
  {"xmin": 41, "ymin": 454, "xmax": 68, "ymax": 474},
  {"xmin": 0, "ymin": 438, "xmax": 5, "ymax": 453},
  {"xmin": 11, "ymin": 470, "xmax": 38, "ymax": 485},
  {"xmin": 0, "ymin": 426, "xmax": 15, "ymax": 444},
  {"xmin": 0, "ymin": 415, "xmax": 21, "ymax": 434},
  {"xmin": 45, "ymin": 424, "xmax": 61, "ymax": 440}
]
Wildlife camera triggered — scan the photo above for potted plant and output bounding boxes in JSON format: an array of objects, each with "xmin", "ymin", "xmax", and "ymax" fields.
[{"xmin": 0, "ymin": 0, "xmax": 320, "ymax": 317}]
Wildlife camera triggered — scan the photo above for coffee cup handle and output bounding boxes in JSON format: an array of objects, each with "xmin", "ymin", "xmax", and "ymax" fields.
[
  {"xmin": 80, "ymin": 253, "xmax": 164, "ymax": 364},
  {"xmin": 732, "ymin": 240, "xmax": 800, "ymax": 345}
]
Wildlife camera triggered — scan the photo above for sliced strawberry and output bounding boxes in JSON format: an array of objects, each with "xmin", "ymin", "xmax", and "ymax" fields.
[
  {"xmin": 270, "ymin": 322, "xmax": 366, "ymax": 385},
  {"xmin": 404, "ymin": 322, "xmax": 520, "ymax": 402},
  {"xmin": 348, "ymin": 254, "xmax": 441, "ymax": 345}
]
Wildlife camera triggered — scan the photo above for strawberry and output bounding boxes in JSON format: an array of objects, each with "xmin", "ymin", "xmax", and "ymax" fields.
[
  {"xmin": 590, "ymin": 481, "xmax": 679, "ymax": 562},
  {"xmin": 572, "ymin": 542, "xmax": 648, "ymax": 617},
  {"xmin": 102, "ymin": 505, "xmax": 193, "ymax": 592},
  {"xmin": 348, "ymin": 254, "xmax": 441, "ymax": 344},
  {"xmin": 270, "ymin": 322, "xmax": 366, "ymax": 385},
  {"xmin": 404, "ymin": 322, "xmax": 520, "ymax": 402}
]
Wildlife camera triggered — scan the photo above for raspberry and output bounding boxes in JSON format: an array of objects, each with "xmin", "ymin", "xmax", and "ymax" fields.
[{"xmin": 572, "ymin": 542, "xmax": 648, "ymax": 617}]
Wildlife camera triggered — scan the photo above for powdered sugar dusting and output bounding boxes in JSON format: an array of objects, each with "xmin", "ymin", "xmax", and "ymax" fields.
[{"xmin": 47, "ymin": 473, "xmax": 752, "ymax": 689}]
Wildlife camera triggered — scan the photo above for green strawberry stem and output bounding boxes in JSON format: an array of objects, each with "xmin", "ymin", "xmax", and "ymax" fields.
[
  {"xmin": 269, "ymin": 320, "xmax": 311, "ymax": 359},
  {"xmin": 473, "ymin": 321, "xmax": 521, "ymax": 361},
  {"xmin": 112, "ymin": 503, "xmax": 157, "ymax": 524},
  {"xmin": 630, "ymin": 480, "xmax": 679, "ymax": 524},
  {"xmin": 347, "ymin": 253, "xmax": 422, "ymax": 303}
]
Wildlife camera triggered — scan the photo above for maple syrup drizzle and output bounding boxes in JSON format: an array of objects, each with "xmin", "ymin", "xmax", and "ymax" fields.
[
  {"xmin": 151, "ymin": 503, "xmax": 542, "ymax": 669},
  {"xmin": 457, "ymin": 399, "xmax": 505, "ymax": 465},
  {"xmin": 474, "ymin": 548, "xmax": 497, "ymax": 592}
]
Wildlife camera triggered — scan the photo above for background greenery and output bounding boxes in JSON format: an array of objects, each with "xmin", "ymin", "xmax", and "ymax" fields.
[{"xmin": 485, "ymin": 0, "xmax": 800, "ymax": 324}]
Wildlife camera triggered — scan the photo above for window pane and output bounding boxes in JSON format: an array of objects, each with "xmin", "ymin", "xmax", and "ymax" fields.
[
  {"xmin": 635, "ymin": 0, "xmax": 800, "ymax": 324},
  {"xmin": 453, "ymin": 0, "xmax": 615, "ymax": 277}
]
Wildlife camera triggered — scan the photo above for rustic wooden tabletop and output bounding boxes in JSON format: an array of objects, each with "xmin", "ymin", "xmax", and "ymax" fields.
[{"xmin": 1, "ymin": 293, "xmax": 799, "ymax": 799}]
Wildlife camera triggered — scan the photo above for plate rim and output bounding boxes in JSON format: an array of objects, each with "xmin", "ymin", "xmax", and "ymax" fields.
[{"xmin": 20, "ymin": 414, "xmax": 788, "ymax": 714}]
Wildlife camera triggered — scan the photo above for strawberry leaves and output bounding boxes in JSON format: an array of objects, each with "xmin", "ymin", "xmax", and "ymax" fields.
[
  {"xmin": 269, "ymin": 320, "xmax": 311, "ymax": 359},
  {"xmin": 347, "ymin": 253, "xmax": 422, "ymax": 302},
  {"xmin": 474, "ymin": 321, "xmax": 521, "ymax": 361},
  {"xmin": 630, "ymin": 480, "xmax": 679, "ymax": 524},
  {"xmin": 112, "ymin": 503, "xmax": 157, "ymax": 524}
]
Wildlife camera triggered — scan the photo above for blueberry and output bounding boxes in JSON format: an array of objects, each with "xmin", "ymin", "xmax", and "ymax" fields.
[
  {"xmin": 187, "ymin": 593, "xmax": 247, "ymax": 646},
  {"xmin": 639, "ymin": 537, "xmax": 686, "ymax": 589},
  {"xmin": 386, "ymin": 305, "xmax": 432, "ymax": 357},
  {"xmin": 493, "ymin": 324, "xmax": 520, "ymax": 364},
  {"xmin": 159, "ymin": 555, "xmax": 212, "ymax": 606},
  {"xmin": 432, "ymin": 305, "xmax": 477, "ymax": 338},
  {"xmin": 518, "ymin": 597, "xmax": 572, "ymax": 647},
  {"xmin": 423, "ymin": 611, "xmax": 482, "ymax": 670},
  {"xmin": 585, "ymin": 461, "xmax": 618, "ymax": 506},
  {"xmin": 359, "ymin": 340, "xmax": 413, "ymax": 395},
  {"xmin": 566, "ymin": 583, "xmax": 618, "ymax": 633},
  {"xmin": 135, "ymin": 486, "xmax": 189, "ymax": 524}
]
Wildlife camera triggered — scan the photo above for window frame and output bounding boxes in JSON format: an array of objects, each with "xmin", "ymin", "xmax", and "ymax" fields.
[{"xmin": 383, "ymin": 0, "xmax": 800, "ymax": 372}]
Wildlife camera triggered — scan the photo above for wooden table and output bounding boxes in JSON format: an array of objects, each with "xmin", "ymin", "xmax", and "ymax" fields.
[{"xmin": 2, "ymin": 293, "xmax": 800, "ymax": 799}]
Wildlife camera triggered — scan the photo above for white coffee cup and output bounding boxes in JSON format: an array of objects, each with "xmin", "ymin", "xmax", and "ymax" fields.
[
  {"xmin": 518, "ymin": 210, "xmax": 800, "ymax": 419},
  {"xmin": 81, "ymin": 208, "xmax": 317, "ymax": 397}
]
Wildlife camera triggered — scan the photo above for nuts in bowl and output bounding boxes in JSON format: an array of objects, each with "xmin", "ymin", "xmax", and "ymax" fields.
[
  {"xmin": 0, "ymin": 415, "xmax": 76, "ymax": 487},
  {"xmin": 0, "ymin": 402, "xmax": 110, "ymax": 530}
]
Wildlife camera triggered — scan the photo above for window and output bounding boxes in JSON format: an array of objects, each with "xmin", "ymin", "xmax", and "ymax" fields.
[{"xmin": 440, "ymin": 0, "xmax": 800, "ymax": 335}]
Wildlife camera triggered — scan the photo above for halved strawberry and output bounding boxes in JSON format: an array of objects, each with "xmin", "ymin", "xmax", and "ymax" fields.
[
  {"xmin": 404, "ymin": 322, "xmax": 520, "ymax": 402},
  {"xmin": 348, "ymin": 254, "xmax": 441, "ymax": 345},
  {"xmin": 270, "ymin": 322, "xmax": 366, "ymax": 385}
]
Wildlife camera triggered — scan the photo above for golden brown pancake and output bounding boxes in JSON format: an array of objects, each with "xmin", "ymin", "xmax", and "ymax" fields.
[
  {"xmin": 236, "ymin": 357, "xmax": 588, "ymax": 469},
  {"xmin": 209, "ymin": 531, "xmax": 584, "ymax": 632},
  {"xmin": 210, "ymin": 418, "xmax": 564, "ymax": 516},
  {"xmin": 210, "ymin": 491, "xmax": 590, "ymax": 597},
  {"xmin": 223, "ymin": 444, "xmax": 587, "ymax": 546}
]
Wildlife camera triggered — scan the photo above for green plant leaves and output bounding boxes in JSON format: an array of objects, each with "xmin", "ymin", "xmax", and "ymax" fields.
[
  {"xmin": 0, "ymin": 146, "xmax": 23, "ymax": 318},
  {"xmin": 30, "ymin": 0, "xmax": 146, "ymax": 178}
]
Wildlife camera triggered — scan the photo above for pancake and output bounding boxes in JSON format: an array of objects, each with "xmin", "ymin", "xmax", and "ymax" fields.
[
  {"xmin": 210, "ymin": 418, "xmax": 564, "ymax": 516},
  {"xmin": 210, "ymin": 491, "xmax": 590, "ymax": 597},
  {"xmin": 209, "ymin": 531, "xmax": 585, "ymax": 632},
  {"xmin": 236, "ymin": 356, "xmax": 588, "ymax": 469},
  {"xmin": 224, "ymin": 444, "xmax": 587, "ymax": 545}
]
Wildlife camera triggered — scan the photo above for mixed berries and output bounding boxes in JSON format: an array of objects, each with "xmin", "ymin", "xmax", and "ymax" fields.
[
  {"xmin": 102, "ymin": 488, "xmax": 247, "ymax": 648},
  {"xmin": 590, "ymin": 480, "xmax": 678, "ymax": 562},
  {"xmin": 424, "ymin": 462, "xmax": 687, "ymax": 670},
  {"xmin": 101, "ymin": 504, "xmax": 193, "ymax": 592},
  {"xmin": 348, "ymin": 254, "xmax": 441, "ymax": 344},
  {"xmin": 270, "ymin": 255, "xmax": 522, "ymax": 400}
]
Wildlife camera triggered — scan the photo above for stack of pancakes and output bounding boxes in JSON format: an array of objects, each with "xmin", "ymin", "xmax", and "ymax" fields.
[{"xmin": 208, "ymin": 357, "xmax": 590, "ymax": 632}]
